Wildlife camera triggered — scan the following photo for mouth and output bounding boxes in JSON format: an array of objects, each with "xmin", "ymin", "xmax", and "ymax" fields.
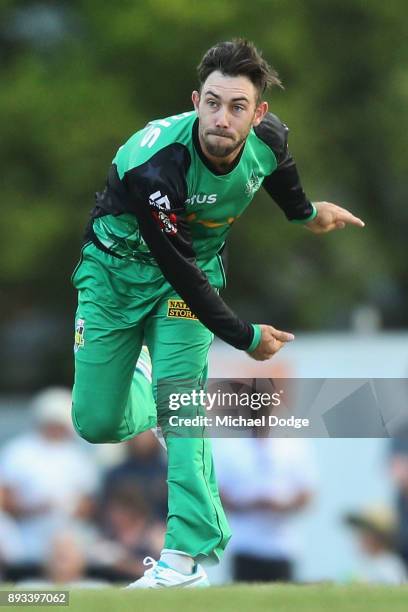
[{"xmin": 207, "ymin": 132, "xmax": 233, "ymax": 140}]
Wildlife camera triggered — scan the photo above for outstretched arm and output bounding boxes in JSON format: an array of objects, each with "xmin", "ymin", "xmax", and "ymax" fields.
[{"xmin": 257, "ymin": 114, "xmax": 366, "ymax": 233}]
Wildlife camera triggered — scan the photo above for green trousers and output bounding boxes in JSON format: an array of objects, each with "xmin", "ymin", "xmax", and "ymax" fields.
[{"xmin": 71, "ymin": 242, "xmax": 231, "ymax": 563}]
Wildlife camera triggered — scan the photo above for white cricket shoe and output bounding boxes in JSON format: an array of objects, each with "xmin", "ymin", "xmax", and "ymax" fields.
[{"xmin": 126, "ymin": 557, "xmax": 209, "ymax": 589}]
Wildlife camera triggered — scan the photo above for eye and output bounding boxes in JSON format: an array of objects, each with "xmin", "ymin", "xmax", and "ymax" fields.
[
  {"xmin": 207, "ymin": 99, "xmax": 218, "ymax": 109},
  {"xmin": 233, "ymin": 105, "xmax": 245, "ymax": 113}
]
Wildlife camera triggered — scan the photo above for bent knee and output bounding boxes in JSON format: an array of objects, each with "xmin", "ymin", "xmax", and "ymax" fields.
[
  {"xmin": 71, "ymin": 402, "xmax": 123, "ymax": 444},
  {"xmin": 75, "ymin": 425, "xmax": 121, "ymax": 444}
]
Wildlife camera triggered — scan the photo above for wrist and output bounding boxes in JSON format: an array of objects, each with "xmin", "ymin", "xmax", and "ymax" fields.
[
  {"xmin": 247, "ymin": 323, "xmax": 262, "ymax": 352},
  {"xmin": 290, "ymin": 202, "xmax": 318, "ymax": 224}
]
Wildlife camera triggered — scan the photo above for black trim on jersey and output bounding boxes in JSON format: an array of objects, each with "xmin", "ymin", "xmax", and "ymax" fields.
[
  {"xmin": 83, "ymin": 163, "xmax": 132, "ymax": 257},
  {"xmin": 90, "ymin": 164, "xmax": 133, "ymax": 220},
  {"xmin": 255, "ymin": 113, "xmax": 314, "ymax": 221},
  {"xmin": 254, "ymin": 112, "xmax": 290, "ymax": 164},
  {"xmin": 123, "ymin": 145, "xmax": 254, "ymax": 350},
  {"xmin": 88, "ymin": 143, "xmax": 255, "ymax": 351},
  {"xmin": 84, "ymin": 223, "xmax": 124, "ymax": 259},
  {"xmin": 192, "ymin": 118, "xmax": 246, "ymax": 176}
]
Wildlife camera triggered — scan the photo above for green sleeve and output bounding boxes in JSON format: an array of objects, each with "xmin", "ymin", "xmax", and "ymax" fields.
[
  {"xmin": 247, "ymin": 323, "xmax": 262, "ymax": 352},
  {"xmin": 290, "ymin": 202, "xmax": 317, "ymax": 224}
]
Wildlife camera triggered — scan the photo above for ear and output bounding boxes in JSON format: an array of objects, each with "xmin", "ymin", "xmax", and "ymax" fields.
[
  {"xmin": 252, "ymin": 101, "xmax": 268, "ymax": 127},
  {"xmin": 192, "ymin": 90, "xmax": 200, "ymax": 112}
]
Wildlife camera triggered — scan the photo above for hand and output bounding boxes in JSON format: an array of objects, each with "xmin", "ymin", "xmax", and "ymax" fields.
[
  {"xmin": 247, "ymin": 324, "xmax": 295, "ymax": 361},
  {"xmin": 305, "ymin": 201, "xmax": 365, "ymax": 234}
]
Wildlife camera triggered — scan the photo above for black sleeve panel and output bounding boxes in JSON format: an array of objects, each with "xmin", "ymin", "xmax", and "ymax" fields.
[
  {"xmin": 122, "ymin": 144, "xmax": 255, "ymax": 350},
  {"xmin": 254, "ymin": 113, "xmax": 314, "ymax": 221}
]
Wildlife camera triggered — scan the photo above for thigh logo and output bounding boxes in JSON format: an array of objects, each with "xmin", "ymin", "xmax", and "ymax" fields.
[
  {"xmin": 167, "ymin": 300, "xmax": 198, "ymax": 320},
  {"xmin": 74, "ymin": 318, "xmax": 85, "ymax": 352}
]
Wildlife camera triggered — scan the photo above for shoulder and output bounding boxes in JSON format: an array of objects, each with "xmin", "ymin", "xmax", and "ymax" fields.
[
  {"xmin": 253, "ymin": 112, "xmax": 289, "ymax": 162},
  {"xmin": 114, "ymin": 111, "xmax": 196, "ymax": 179}
]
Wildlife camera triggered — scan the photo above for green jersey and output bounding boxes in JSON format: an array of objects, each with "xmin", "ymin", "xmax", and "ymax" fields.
[{"xmin": 85, "ymin": 110, "xmax": 315, "ymax": 351}]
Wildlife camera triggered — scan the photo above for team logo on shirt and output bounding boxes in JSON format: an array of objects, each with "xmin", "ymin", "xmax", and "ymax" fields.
[
  {"xmin": 152, "ymin": 210, "xmax": 178, "ymax": 235},
  {"xmin": 74, "ymin": 318, "xmax": 85, "ymax": 352},
  {"xmin": 149, "ymin": 191, "xmax": 177, "ymax": 234},
  {"xmin": 167, "ymin": 300, "xmax": 198, "ymax": 320},
  {"xmin": 245, "ymin": 171, "xmax": 262, "ymax": 197},
  {"xmin": 149, "ymin": 190, "xmax": 171, "ymax": 210}
]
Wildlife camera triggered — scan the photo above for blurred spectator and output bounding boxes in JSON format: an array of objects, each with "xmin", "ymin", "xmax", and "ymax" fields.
[
  {"xmin": 344, "ymin": 506, "xmax": 407, "ymax": 585},
  {"xmin": 389, "ymin": 439, "xmax": 408, "ymax": 569},
  {"xmin": 0, "ymin": 487, "xmax": 24, "ymax": 578},
  {"xmin": 101, "ymin": 430, "xmax": 167, "ymax": 522},
  {"xmin": 213, "ymin": 437, "xmax": 317, "ymax": 582},
  {"xmin": 95, "ymin": 482, "xmax": 165, "ymax": 579},
  {"xmin": 17, "ymin": 528, "xmax": 108, "ymax": 589},
  {"xmin": 0, "ymin": 387, "xmax": 99, "ymax": 565}
]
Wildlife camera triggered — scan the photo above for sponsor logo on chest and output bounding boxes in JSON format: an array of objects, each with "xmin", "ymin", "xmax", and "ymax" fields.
[{"xmin": 185, "ymin": 193, "xmax": 218, "ymax": 206}]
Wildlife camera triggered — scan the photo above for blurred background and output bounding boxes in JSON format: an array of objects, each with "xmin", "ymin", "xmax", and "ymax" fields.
[{"xmin": 0, "ymin": 0, "xmax": 407, "ymax": 587}]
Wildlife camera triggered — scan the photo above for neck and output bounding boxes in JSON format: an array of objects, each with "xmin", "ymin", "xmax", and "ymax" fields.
[{"xmin": 198, "ymin": 131, "xmax": 244, "ymax": 173}]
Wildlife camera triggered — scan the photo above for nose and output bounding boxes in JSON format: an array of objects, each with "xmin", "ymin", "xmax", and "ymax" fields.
[{"xmin": 215, "ymin": 107, "xmax": 230, "ymax": 129}]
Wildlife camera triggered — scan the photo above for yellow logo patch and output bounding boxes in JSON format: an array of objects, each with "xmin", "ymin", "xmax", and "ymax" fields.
[
  {"xmin": 167, "ymin": 300, "xmax": 198, "ymax": 320},
  {"xmin": 74, "ymin": 318, "xmax": 85, "ymax": 352}
]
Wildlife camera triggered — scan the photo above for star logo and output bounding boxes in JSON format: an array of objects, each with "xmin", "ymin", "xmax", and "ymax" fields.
[{"xmin": 245, "ymin": 171, "xmax": 262, "ymax": 197}]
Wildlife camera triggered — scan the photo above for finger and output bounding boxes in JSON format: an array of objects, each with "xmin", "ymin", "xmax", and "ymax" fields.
[
  {"xmin": 271, "ymin": 339, "xmax": 284, "ymax": 353},
  {"xmin": 251, "ymin": 350, "xmax": 272, "ymax": 362},
  {"xmin": 346, "ymin": 217, "xmax": 365, "ymax": 227},
  {"xmin": 270, "ymin": 328, "xmax": 295, "ymax": 343},
  {"xmin": 260, "ymin": 340, "xmax": 287, "ymax": 360},
  {"xmin": 266, "ymin": 339, "xmax": 286, "ymax": 358},
  {"xmin": 335, "ymin": 210, "xmax": 365, "ymax": 227}
]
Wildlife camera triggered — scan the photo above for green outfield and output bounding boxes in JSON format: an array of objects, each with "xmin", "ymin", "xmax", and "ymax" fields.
[{"xmin": 3, "ymin": 584, "xmax": 408, "ymax": 612}]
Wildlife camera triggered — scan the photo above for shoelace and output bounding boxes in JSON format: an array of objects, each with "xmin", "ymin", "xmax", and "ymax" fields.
[
  {"xmin": 142, "ymin": 556, "xmax": 158, "ymax": 577},
  {"xmin": 143, "ymin": 557, "xmax": 174, "ymax": 585}
]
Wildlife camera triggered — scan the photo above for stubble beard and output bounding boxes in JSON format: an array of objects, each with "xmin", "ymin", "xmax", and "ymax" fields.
[{"xmin": 201, "ymin": 131, "xmax": 247, "ymax": 158}]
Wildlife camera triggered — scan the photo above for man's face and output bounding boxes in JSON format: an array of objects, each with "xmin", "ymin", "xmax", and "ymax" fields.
[{"xmin": 192, "ymin": 71, "xmax": 268, "ymax": 159}]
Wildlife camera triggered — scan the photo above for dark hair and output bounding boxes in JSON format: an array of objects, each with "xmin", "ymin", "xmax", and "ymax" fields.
[{"xmin": 197, "ymin": 39, "xmax": 282, "ymax": 100}]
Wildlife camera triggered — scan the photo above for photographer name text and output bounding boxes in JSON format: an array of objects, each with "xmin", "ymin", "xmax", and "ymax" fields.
[{"xmin": 168, "ymin": 415, "xmax": 310, "ymax": 429}]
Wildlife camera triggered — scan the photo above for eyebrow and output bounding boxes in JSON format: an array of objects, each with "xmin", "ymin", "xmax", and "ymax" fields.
[{"xmin": 204, "ymin": 90, "xmax": 250, "ymax": 103}]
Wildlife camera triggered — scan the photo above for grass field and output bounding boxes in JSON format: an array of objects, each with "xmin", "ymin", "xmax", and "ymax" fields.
[{"xmin": 3, "ymin": 584, "xmax": 408, "ymax": 612}]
